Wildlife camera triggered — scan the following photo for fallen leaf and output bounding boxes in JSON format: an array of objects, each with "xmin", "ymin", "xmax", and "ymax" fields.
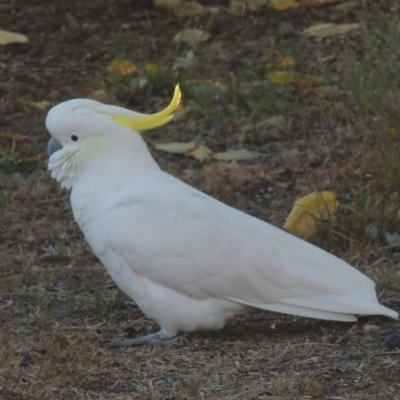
[
  {"xmin": 269, "ymin": 0, "xmax": 301, "ymax": 11},
  {"xmin": 388, "ymin": 127, "xmax": 398, "ymax": 139},
  {"xmin": 280, "ymin": 57, "xmax": 297, "ymax": 68},
  {"xmin": 228, "ymin": 0, "xmax": 269, "ymax": 12},
  {"xmin": 145, "ymin": 62, "xmax": 162, "ymax": 75},
  {"xmin": 284, "ymin": 191, "xmax": 339, "ymax": 238},
  {"xmin": 174, "ymin": 50, "xmax": 200, "ymax": 69},
  {"xmin": 31, "ymin": 100, "xmax": 51, "ymax": 110},
  {"xmin": 0, "ymin": 132, "xmax": 29, "ymax": 142},
  {"xmin": 240, "ymin": 115, "xmax": 286, "ymax": 135},
  {"xmin": 256, "ymin": 115, "xmax": 286, "ymax": 130},
  {"xmin": 88, "ymin": 89, "xmax": 120, "ymax": 105},
  {"xmin": 248, "ymin": 0, "xmax": 269, "ymax": 10},
  {"xmin": 173, "ymin": 1, "xmax": 206, "ymax": 16},
  {"xmin": 384, "ymin": 232, "xmax": 400, "ymax": 248},
  {"xmin": 363, "ymin": 324, "xmax": 378, "ymax": 332},
  {"xmin": 187, "ymin": 145, "xmax": 213, "ymax": 161},
  {"xmin": 154, "ymin": 142, "xmax": 196, "ymax": 153},
  {"xmin": 213, "ymin": 149, "xmax": 260, "ymax": 161},
  {"xmin": 333, "ymin": 0, "xmax": 359, "ymax": 11},
  {"xmin": 154, "ymin": 0, "xmax": 182, "ymax": 7},
  {"xmin": 173, "ymin": 29, "xmax": 211, "ymax": 47},
  {"xmin": 312, "ymin": 85, "xmax": 339, "ymax": 99},
  {"xmin": 107, "ymin": 59, "xmax": 138, "ymax": 76},
  {"xmin": 0, "ymin": 30, "xmax": 28, "ymax": 45},
  {"xmin": 364, "ymin": 223, "xmax": 378, "ymax": 239},
  {"xmin": 267, "ymin": 71, "xmax": 323, "ymax": 85},
  {"xmin": 301, "ymin": 23, "xmax": 360, "ymax": 38},
  {"xmin": 14, "ymin": 99, "xmax": 51, "ymax": 111},
  {"xmin": 129, "ymin": 77, "xmax": 148, "ymax": 90}
]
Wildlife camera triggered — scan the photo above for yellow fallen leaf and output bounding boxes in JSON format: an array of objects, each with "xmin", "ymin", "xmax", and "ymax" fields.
[
  {"xmin": 280, "ymin": 57, "xmax": 297, "ymax": 68},
  {"xmin": 173, "ymin": 29, "xmax": 211, "ymax": 47},
  {"xmin": 213, "ymin": 149, "xmax": 260, "ymax": 161},
  {"xmin": 284, "ymin": 191, "xmax": 339, "ymax": 238},
  {"xmin": 301, "ymin": 23, "xmax": 360, "ymax": 38},
  {"xmin": 107, "ymin": 59, "xmax": 138, "ymax": 76},
  {"xmin": 267, "ymin": 71, "xmax": 322, "ymax": 85},
  {"xmin": 145, "ymin": 62, "xmax": 162, "ymax": 75},
  {"xmin": 154, "ymin": 142, "xmax": 196, "ymax": 153},
  {"xmin": 269, "ymin": 0, "xmax": 301, "ymax": 11},
  {"xmin": 187, "ymin": 144, "xmax": 213, "ymax": 161},
  {"xmin": 0, "ymin": 30, "xmax": 28, "ymax": 45},
  {"xmin": 388, "ymin": 127, "xmax": 398, "ymax": 139}
]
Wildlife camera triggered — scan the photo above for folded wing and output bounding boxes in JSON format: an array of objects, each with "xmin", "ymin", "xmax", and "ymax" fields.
[{"xmin": 104, "ymin": 173, "xmax": 398, "ymax": 322}]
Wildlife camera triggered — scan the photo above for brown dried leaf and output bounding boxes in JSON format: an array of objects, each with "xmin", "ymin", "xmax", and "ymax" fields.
[
  {"xmin": 269, "ymin": 0, "xmax": 301, "ymax": 11},
  {"xmin": 173, "ymin": 29, "xmax": 211, "ymax": 47},
  {"xmin": 213, "ymin": 149, "xmax": 260, "ymax": 161},
  {"xmin": 0, "ymin": 132, "xmax": 29, "ymax": 142}
]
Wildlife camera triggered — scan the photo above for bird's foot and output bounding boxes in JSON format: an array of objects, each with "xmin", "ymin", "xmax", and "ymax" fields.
[{"xmin": 103, "ymin": 330, "xmax": 186, "ymax": 348}]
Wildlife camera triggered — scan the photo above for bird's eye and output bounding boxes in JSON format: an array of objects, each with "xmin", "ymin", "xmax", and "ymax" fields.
[{"xmin": 71, "ymin": 135, "xmax": 78, "ymax": 142}]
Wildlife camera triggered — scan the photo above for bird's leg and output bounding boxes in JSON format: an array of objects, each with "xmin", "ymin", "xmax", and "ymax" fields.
[{"xmin": 103, "ymin": 330, "xmax": 186, "ymax": 347}]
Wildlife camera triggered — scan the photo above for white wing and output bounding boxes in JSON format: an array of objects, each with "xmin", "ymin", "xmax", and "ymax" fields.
[{"xmin": 102, "ymin": 172, "xmax": 398, "ymax": 322}]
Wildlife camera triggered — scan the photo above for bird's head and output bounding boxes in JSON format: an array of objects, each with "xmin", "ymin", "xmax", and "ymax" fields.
[{"xmin": 46, "ymin": 85, "xmax": 181, "ymax": 189}]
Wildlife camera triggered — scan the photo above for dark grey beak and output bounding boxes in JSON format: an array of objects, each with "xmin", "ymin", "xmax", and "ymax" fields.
[{"xmin": 47, "ymin": 137, "xmax": 63, "ymax": 157}]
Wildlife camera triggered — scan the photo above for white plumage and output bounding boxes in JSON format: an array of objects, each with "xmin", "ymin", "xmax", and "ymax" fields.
[{"xmin": 46, "ymin": 87, "xmax": 398, "ymax": 345}]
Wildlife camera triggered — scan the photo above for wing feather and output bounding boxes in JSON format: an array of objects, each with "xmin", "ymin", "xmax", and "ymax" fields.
[{"xmin": 103, "ymin": 173, "xmax": 397, "ymax": 320}]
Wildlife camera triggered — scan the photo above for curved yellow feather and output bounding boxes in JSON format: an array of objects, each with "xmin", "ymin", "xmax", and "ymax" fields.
[{"xmin": 113, "ymin": 85, "xmax": 182, "ymax": 131}]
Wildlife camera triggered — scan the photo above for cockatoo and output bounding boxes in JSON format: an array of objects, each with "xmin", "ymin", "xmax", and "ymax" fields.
[{"xmin": 46, "ymin": 85, "xmax": 398, "ymax": 346}]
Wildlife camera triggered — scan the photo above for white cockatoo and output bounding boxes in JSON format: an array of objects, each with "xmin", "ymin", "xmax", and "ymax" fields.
[{"xmin": 47, "ymin": 86, "xmax": 398, "ymax": 346}]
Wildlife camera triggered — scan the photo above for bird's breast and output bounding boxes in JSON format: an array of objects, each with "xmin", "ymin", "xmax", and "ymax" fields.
[{"xmin": 70, "ymin": 186, "xmax": 110, "ymax": 256}]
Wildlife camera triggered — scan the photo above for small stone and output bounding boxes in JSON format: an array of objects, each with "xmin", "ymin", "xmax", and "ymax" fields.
[{"xmin": 385, "ymin": 333, "xmax": 400, "ymax": 350}]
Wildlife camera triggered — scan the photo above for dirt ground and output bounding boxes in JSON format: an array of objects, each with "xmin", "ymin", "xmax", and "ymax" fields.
[{"xmin": 1, "ymin": 0, "xmax": 400, "ymax": 399}]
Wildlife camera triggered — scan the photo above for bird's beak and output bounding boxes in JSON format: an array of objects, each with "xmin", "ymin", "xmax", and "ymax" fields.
[{"xmin": 47, "ymin": 137, "xmax": 63, "ymax": 157}]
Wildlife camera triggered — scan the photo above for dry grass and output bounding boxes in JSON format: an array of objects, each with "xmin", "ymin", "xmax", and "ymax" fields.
[{"xmin": 1, "ymin": 0, "xmax": 400, "ymax": 399}]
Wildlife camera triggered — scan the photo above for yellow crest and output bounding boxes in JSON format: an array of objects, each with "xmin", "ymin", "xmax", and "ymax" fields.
[{"xmin": 113, "ymin": 85, "xmax": 181, "ymax": 131}]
